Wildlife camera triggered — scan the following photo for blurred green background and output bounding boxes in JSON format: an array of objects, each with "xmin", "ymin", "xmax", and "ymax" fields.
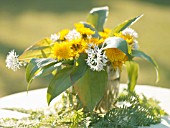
[{"xmin": 0, "ymin": 0, "xmax": 170, "ymax": 97}]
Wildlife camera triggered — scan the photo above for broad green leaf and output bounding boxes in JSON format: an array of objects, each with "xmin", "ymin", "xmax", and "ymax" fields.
[
  {"xmin": 47, "ymin": 66, "xmax": 73, "ymax": 105},
  {"xmin": 74, "ymin": 68, "xmax": 108, "ymax": 111},
  {"xmin": 62, "ymin": 59, "xmax": 74, "ymax": 66},
  {"xmin": 109, "ymin": 14, "xmax": 143, "ymax": 36},
  {"xmin": 37, "ymin": 62, "xmax": 62, "ymax": 78},
  {"xmin": 34, "ymin": 58, "xmax": 57, "ymax": 68},
  {"xmin": 132, "ymin": 50, "xmax": 160, "ymax": 83},
  {"xmin": 70, "ymin": 53, "xmax": 88, "ymax": 82},
  {"xmin": 125, "ymin": 61, "xmax": 139, "ymax": 92},
  {"xmin": 26, "ymin": 58, "xmax": 40, "ymax": 83},
  {"xmin": 87, "ymin": 6, "xmax": 109, "ymax": 32},
  {"xmin": 104, "ymin": 37, "xmax": 129, "ymax": 56},
  {"xmin": 26, "ymin": 58, "xmax": 58, "ymax": 90},
  {"xmin": 25, "ymin": 59, "xmax": 40, "ymax": 91},
  {"xmin": 26, "ymin": 58, "xmax": 57, "ymax": 82},
  {"xmin": 19, "ymin": 38, "xmax": 52, "ymax": 62}
]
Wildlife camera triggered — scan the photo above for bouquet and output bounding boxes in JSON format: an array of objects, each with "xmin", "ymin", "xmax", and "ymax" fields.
[{"xmin": 6, "ymin": 6, "xmax": 159, "ymax": 112}]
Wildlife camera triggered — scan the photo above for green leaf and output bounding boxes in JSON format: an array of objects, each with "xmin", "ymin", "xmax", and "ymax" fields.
[
  {"xmin": 26, "ymin": 58, "xmax": 57, "ymax": 82},
  {"xmin": 26, "ymin": 58, "xmax": 40, "ymax": 83},
  {"xmin": 109, "ymin": 14, "xmax": 143, "ymax": 36},
  {"xmin": 104, "ymin": 37, "xmax": 129, "ymax": 56},
  {"xmin": 35, "ymin": 58, "xmax": 57, "ymax": 68},
  {"xmin": 37, "ymin": 62, "xmax": 61, "ymax": 78},
  {"xmin": 74, "ymin": 68, "xmax": 108, "ymax": 111},
  {"xmin": 125, "ymin": 61, "xmax": 139, "ymax": 92},
  {"xmin": 132, "ymin": 50, "xmax": 160, "ymax": 83},
  {"xmin": 87, "ymin": 6, "xmax": 109, "ymax": 32},
  {"xmin": 47, "ymin": 66, "xmax": 73, "ymax": 105},
  {"xmin": 26, "ymin": 58, "xmax": 58, "ymax": 90},
  {"xmin": 70, "ymin": 53, "xmax": 88, "ymax": 82},
  {"xmin": 47, "ymin": 54, "xmax": 88, "ymax": 105},
  {"xmin": 19, "ymin": 38, "xmax": 52, "ymax": 62},
  {"xmin": 25, "ymin": 59, "xmax": 40, "ymax": 91}
]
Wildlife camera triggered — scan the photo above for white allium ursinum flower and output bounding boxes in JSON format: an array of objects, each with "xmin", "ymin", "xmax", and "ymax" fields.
[
  {"xmin": 65, "ymin": 29, "xmax": 81, "ymax": 41},
  {"xmin": 86, "ymin": 44, "xmax": 107, "ymax": 71},
  {"xmin": 132, "ymin": 40, "xmax": 139, "ymax": 50},
  {"xmin": 122, "ymin": 28, "xmax": 138, "ymax": 38},
  {"xmin": 6, "ymin": 50, "xmax": 22, "ymax": 71},
  {"xmin": 50, "ymin": 33, "xmax": 60, "ymax": 42}
]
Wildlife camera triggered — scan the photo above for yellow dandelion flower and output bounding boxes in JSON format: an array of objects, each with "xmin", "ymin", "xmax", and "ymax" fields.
[
  {"xmin": 74, "ymin": 23, "xmax": 84, "ymax": 29},
  {"xmin": 115, "ymin": 32, "xmax": 134, "ymax": 44},
  {"xmin": 80, "ymin": 39, "xmax": 88, "ymax": 51},
  {"xmin": 78, "ymin": 27, "xmax": 95, "ymax": 36},
  {"xmin": 70, "ymin": 39, "xmax": 87, "ymax": 57},
  {"xmin": 105, "ymin": 48, "xmax": 128, "ymax": 70},
  {"xmin": 59, "ymin": 29, "xmax": 69, "ymax": 40},
  {"xmin": 88, "ymin": 38, "xmax": 104, "ymax": 45},
  {"xmin": 104, "ymin": 28, "xmax": 111, "ymax": 34},
  {"xmin": 99, "ymin": 28, "xmax": 111, "ymax": 39},
  {"xmin": 75, "ymin": 23, "xmax": 95, "ymax": 36},
  {"xmin": 52, "ymin": 41, "xmax": 73, "ymax": 61}
]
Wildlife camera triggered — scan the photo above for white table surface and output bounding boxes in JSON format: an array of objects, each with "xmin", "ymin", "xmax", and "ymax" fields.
[{"xmin": 0, "ymin": 84, "xmax": 170, "ymax": 127}]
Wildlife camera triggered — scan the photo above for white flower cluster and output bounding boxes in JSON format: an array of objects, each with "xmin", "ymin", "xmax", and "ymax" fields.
[
  {"xmin": 122, "ymin": 28, "xmax": 139, "ymax": 50},
  {"xmin": 65, "ymin": 29, "xmax": 81, "ymax": 41},
  {"xmin": 6, "ymin": 50, "xmax": 22, "ymax": 71},
  {"xmin": 122, "ymin": 28, "xmax": 138, "ymax": 38},
  {"xmin": 50, "ymin": 33, "xmax": 60, "ymax": 42},
  {"xmin": 86, "ymin": 44, "xmax": 107, "ymax": 71},
  {"xmin": 50, "ymin": 29, "xmax": 81, "ymax": 42},
  {"xmin": 132, "ymin": 40, "xmax": 139, "ymax": 50}
]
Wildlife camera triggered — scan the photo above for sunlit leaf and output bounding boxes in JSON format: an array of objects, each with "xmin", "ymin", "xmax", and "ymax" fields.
[
  {"xmin": 132, "ymin": 50, "xmax": 160, "ymax": 83},
  {"xmin": 37, "ymin": 62, "xmax": 62, "ymax": 78},
  {"xmin": 74, "ymin": 68, "xmax": 108, "ymax": 111},
  {"xmin": 26, "ymin": 58, "xmax": 58, "ymax": 90},
  {"xmin": 109, "ymin": 14, "xmax": 143, "ymax": 36},
  {"xmin": 47, "ymin": 54, "xmax": 89, "ymax": 105},
  {"xmin": 26, "ymin": 58, "xmax": 57, "ymax": 82},
  {"xmin": 47, "ymin": 66, "xmax": 73, "ymax": 105},
  {"xmin": 70, "ymin": 53, "xmax": 88, "ymax": 82},
  {"xmin": 26, "ymin": 59, "xmax": 39, "ymax": 83},
  {"xmin": 19, "ymin": 38, "xmax": 52, "ymax": 62},
  {"xmin": 125, "ymin": 61, "xmax": 139, "ymax": 92},
  {"xmin": 87, "ymin": 6, "xmax": 109, "ymax": 31}
]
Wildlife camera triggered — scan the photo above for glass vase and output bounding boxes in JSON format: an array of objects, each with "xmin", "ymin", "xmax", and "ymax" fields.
[{"xmin": 95, "ymin": 64, "xmax": 121, "ymax": 113}]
